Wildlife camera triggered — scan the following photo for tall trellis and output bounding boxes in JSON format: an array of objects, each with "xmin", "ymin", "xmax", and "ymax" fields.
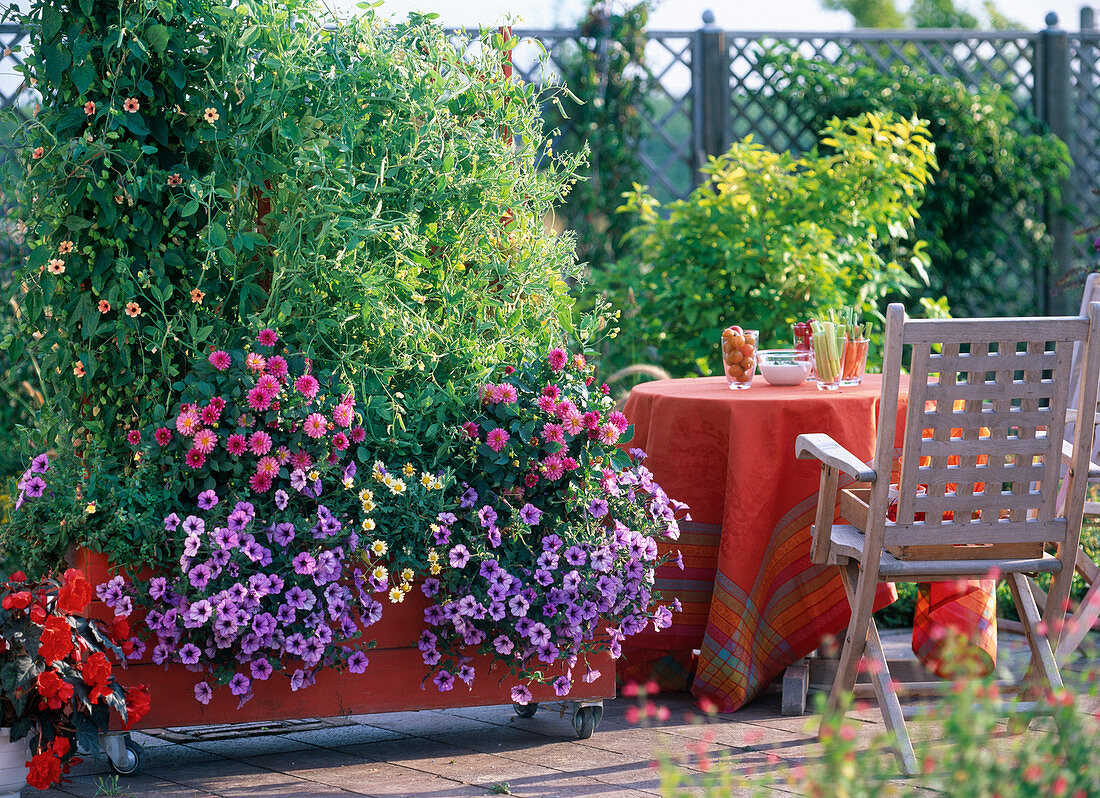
[{"xmin": 2, "ymin": 15, "xmax": 1098, "ymax": 312}]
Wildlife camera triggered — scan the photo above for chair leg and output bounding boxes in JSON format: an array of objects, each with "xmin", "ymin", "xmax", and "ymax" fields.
[
  {"xmin": 865, "ymin": 617, "xmax": 918, "ymax": 776},
  {"xmin": 1056, "ymin": 577, "xmax": 1100, "ymax": 661},
  {"xmin": 1008, "ymin": 572, "xmax": 1063, "ymax": 732},
  {"xmin": 820, "ymin": 563, "xmax": 873, "ymax": 728}
]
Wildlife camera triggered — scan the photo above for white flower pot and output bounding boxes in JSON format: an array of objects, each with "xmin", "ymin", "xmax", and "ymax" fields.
[{"xmin": 0, "ymin": 729, "xmax": 28, "ymax": 798}]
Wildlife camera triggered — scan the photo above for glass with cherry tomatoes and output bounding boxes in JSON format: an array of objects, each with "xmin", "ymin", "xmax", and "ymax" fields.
[{"xmin": 720, "ymin": 326, "xmax": 758, "ymax": 389}]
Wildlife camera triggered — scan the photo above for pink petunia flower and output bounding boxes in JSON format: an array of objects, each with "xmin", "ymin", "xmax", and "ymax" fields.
[
  {"xmin": 303, "ymin": 413, "xmax": 327, "ymax": 439},
  {"xmin": 192, "ymin": 428, "xmax": 218, "ymax": 454},
  {"xmin": 208, "ymin": 350, "xmax": 232, "ymax": 371},
  {"xmin": 256, "ymin": 328, "xmax": 278, "ymax": 347},
  {"xmin": 248, "ymin": 431, "xmax": 272, "ymax": 455},
  {"xmin": 486, "ymin": 427, "xmax": 510, "ymax": 452},
  {"xmin": 295, "ymin": 374, "xmax": 319, "ymax": 400},
  {"xmin": 225, "ymin": 434, "xmax": 247, "ymax": 456},
  {"xmin": 547, "ymin": 348, "xmax": 567, "ymax": 372}
]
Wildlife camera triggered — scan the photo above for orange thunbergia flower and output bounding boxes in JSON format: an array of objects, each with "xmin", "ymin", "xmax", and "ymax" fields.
[
  {"xmin": 167, "ymin": 173, "xmax": 183, "ymax": 187},
  {"xmin": 73, "ymin": 362, "xmax": 85, "ymax": 377},
  {"xmin": 190, "ymin": 288, "xmax": 205, "ymax": 304},
  {"xmin": 203, "ymin": 107, "xmax": 219, "ymax": 123},
  {"xmin": 31, "ymin": 146, "xmax": 43, "ymax": 159},
  {"xmin": 47, "ymin": 259, "xmax": 65, "ymax": 275},
  {"xmin": 83, "ymin": 100, "xmax": 95, "ymax": 115},
  {"xmin": 58, "ymin": 240, "xmax": 74, "ymax": 254},
  {"xmin": 123, "ymin": 97, "xmax": 140, "ymax": 113},
  {"xmin": 97, "ymin": 300, "xmax": 111, "ymax": 313},
  {"xmin": 125, "ymin": 301, "xmax": 142, "ymax": 317}
]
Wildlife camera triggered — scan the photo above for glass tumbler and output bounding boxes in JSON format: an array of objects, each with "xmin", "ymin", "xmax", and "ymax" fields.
[{"xmin": 721, "ymin": 327, "xmax": 758, "ymax": 390}]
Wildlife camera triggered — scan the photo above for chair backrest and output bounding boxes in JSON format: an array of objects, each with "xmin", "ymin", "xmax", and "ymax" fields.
[
  {"xmin": 866, "ymin": 302, "xmax": 1100, "ymax": 561},
  {"xmin": 1066, "ymin": 272, "xmax": 1100, "ymax": 457}
]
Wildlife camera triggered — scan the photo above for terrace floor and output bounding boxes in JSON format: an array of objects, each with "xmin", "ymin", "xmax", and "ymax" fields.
[{"xmin": 35, "ymin": 629, "xmax": 1099, "ymax": 798}]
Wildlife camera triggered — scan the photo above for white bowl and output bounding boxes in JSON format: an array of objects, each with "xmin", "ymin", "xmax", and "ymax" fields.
[{"xmin": 757, "ymin": 349, "xmax": 812, "ymax": 386}]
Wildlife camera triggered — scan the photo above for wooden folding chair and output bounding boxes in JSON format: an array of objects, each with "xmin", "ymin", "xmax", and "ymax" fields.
[
  {"xmin": 795, "ymin": 302, "xmax": 1100, "ymax": 774},
  {"xmin": 1047, "ymin": 272, "xmax": 1100, "ymax": 657}
]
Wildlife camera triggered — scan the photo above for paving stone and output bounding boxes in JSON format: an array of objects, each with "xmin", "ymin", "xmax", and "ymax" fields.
[
  {"xmin": 155, "ymin": 756, "xmax": 359, "ymax": 796},
  {"xmin": 57, "ymin": 773, "xmax": 219, "ymax": 797}
]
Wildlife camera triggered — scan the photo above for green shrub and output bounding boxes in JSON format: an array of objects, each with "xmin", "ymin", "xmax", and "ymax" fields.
[
  {"xmin": 596, "ymin": 111, "xmax": 935, "ymax": 377},
  {"xmin": 774, "ymin": 56, "xmax": 1072, "ymax": 318},
  {"xmin": 5, "ymin": 0, "xmax": 589, "ymax": 470},
  {"xmin": 543, "ymin": 0, "xmax": 651, "ymax": 275}
]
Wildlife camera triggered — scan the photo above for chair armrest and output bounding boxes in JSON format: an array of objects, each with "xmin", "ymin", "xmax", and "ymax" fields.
[
  {"xmin": 1061, "ymin": 439, "xmax": 1100, "ymax": 479},
  {"xmin": 795, "ymin": 433, "xmax": 877, "ymax": 483}
]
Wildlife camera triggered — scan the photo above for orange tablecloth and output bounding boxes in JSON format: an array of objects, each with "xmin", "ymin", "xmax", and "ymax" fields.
[{"xmin": 621, "ymin": 375, "xmax": 906, "ymax": 711}]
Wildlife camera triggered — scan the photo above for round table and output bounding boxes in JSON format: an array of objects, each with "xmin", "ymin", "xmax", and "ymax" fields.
[{"xmin": 621, "ymin": 374, "xmax": 905, "ymax": 711}]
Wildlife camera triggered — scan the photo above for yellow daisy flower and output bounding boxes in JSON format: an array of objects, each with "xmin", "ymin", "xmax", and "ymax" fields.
[
  {"xmin": 371, "ymin": 565, "xmax": 388, "ymax": 582},
  {"xmin": 401, "ymin": 568, "xmax": 414, "ymax": 582},
  {"xmin": 388, "ymin": 478, "xmax": 406, "ymax": 495},
  {"xmin": 420, "ymin": 473, "xmax": 434, "ymax": 488},
  {"xmin": 429, "ymin": 562, "xmax": 442, "ymax": 575},
  {"xmin": 370, "ymin": 540, "xmax": 388, "ymax": 557},
  {"xmin": 361, "ymin": 518, "xmax": 376, "ymax": 531},
  {"xmin": 388, "ymin": 587, "xmax": 405, "ymax": 603},
  {"xmin": 402, "ymin": 463, "xmax": 416, "ymax": 477}
]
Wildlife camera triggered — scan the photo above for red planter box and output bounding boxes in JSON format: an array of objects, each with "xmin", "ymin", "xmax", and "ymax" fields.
[{"xmin": 73, "ymin": 550, "xmax": 615, "ymax": 729}]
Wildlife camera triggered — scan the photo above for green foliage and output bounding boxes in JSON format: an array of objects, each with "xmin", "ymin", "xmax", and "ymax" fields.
[
  {"xmin": 5, "ymin": 0, "xmax": 236, "ymax": 473},
  {"xmin": 822, "ymin": 0, "xmax": 1021, "ymax": 28},
  {"xmin": 597, "ymin": 112, "xmax": 935, "ymax": 377},
  {"xmin": 5, "ymin": 0, "xmax": 590, "ymax": 484},
  {"xmin": 542, "ymin": 0, "xmax": 651, "ymax": 275},
  {"xmin": 775, "ymin": 56, "xmax": 1071, "ymax": 317}
]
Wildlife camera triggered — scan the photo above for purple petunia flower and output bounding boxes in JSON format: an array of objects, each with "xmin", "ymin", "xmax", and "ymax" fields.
[
  {"xmin": 163, "ymin": 513, "xmax": 181, "ymax": 531},
  {"xmin": 197, "ymin": 489, "xmax": 219, "ymax": 510},
  {"xmin": 274, "ymin": 489, "xmax": 289, "ymax": 511},
  {"xmin": 229, "ymin": 673, "xmax": 250, "ymax": 696},
  {"xmin": 487, "ymin": 527, "xmax": 501, "ymax": 548},
  {"xmin": 477, "ymin": 505, "xmax": 497, "ymax": 529},
  {"xmin": 272, "ymin": 522, "xmax": 295, "ymax": 546},
  {"xmin": 194, "ymin": 681, "xmax": 213, "ymax": 704},
  {"xmin": 290, "ymin": 469, "xmax": 307, "ymax": 492},
  {"xmin": 179, "ymin": 643, "xmax": 202, "ymax": 665},
  {"xmin": 289, "ymin": 669, "xmax": 308, "ymax": 691},
  {"xmin": 276, "ymin": 604, "xmax": 296, "ymax": 625},
  {"xmin": 181, "ymin": 515, "xmax": 205, "ymax": 536},
  {"xmin": 347, "ymin": 650, "xmax": 369, "ymax": 674},
  {"xmin": 459, "ymin": 487, "xmax": 478, "ymax": 509},
  {"xmin": 188, "ymin": 563, "xmax": 213, "ymax": 591},
  {"xmin": 292, "ymin": 552, "xmax": 317, "ymax": 575},
  {"xmin": 553, "ymin": 675, "xmax": 572, "ymax": 697},
  {"xmin": 457, "ymin": 665, "xmax": 475, "ymax": 686},
  {"xmin": 493, "ymin": 635, "xmax": 514, "ymax": 655},
  {"xmin": 527, "ymin": 622, "xmax": 551, "ymax": 646},
  {"xmin": 564, "ymin": 546, "xmax": 586, "ymax": 567},
  {"xmin": 433, "ymin": 670, "xmax": 455, "ymax": 692},
  {"xmin": 510, "ymin": 684, "xmax": 533, "ymax": 705},
  {"xmin": 508, "ymin": 594, "xmax": 529, "ymax": 617},
  {"xmin": 148, "ymin": 577, "xmax": 168, "ymax": 599},
  {"xmin": 587, "ymin": 498, "xmax": 609, "ymax": 519},
  {"xmin": 250, "ymin": 658, "xmax": 273, "ymax": 681},
  {"xmin": 30, "ymin": 453, "xmax": 50, "ymax": 474},
  {"xmin": 541, "ymin": 534, "xmax": 562, "ymax": 552},
  {"xmin": 21, "ymin": 476, "xmax": 45, "ymax": 498},
  {"xmin": 519, "ymin": 503, "xmax": 542, "ymax": 525},
  {"xmin": 448, "ymin": 545, "xmax": 471, "ymax": 569},
  {"xmin": 437, "ymin": 512, "xmax": 457, "ymax": 526}
]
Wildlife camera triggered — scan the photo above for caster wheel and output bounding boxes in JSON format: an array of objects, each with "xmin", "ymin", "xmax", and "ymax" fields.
[
  {"xmin": 108, "ymin": 737, "xmax": 145, "ymax": 776},
  {"xmin": 513, "ymin": 701, "xmax": 539, "ymax": 719},
  {"xmin": 573, "ymin": 705, "xmax": 603, "ymax": 739}
]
